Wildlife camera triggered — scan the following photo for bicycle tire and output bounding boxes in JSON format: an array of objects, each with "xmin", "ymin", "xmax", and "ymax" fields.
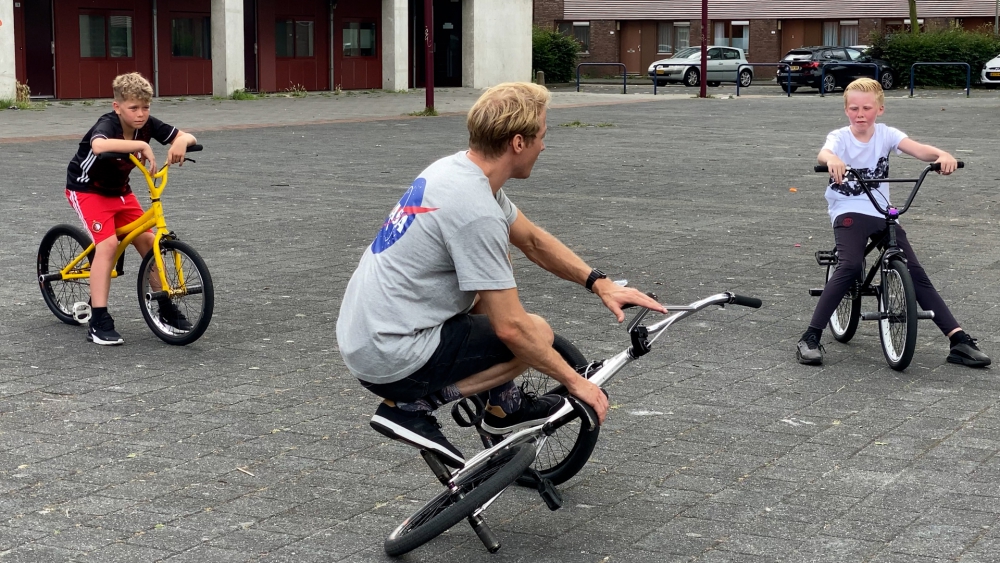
[
  {"xmin": 137, "ymin": 239, "xmax": 214, "ymax": 345},
  {"xmin": 37, "ymin": 224, "xmax": 93, "ymax": 325},
  {"xmin": 826, "ymin": 261, "xmax": 862, "ymax": 343},
  {"xmin": 878, "ymin": 258, "xmax": 917, "ymax": 371},
  {"xmin": 384, "ymin": 443, "xmax": 535, "ymax": 556},
  {"xmin": 515, "ymin": 334, "xmax": 599, "ymax": 486}
]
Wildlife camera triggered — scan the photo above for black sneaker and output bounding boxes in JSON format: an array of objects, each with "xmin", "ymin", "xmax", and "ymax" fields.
[
  {"xmin": 481, "ymin": 392, "xmax": 564, "ymax": 435},
  {"xmin": 370, "ymin": 402, "xmax": 465, "ymax": 468},
  {"xmin": 88, "ymin": 314, "xmax": 124, "ymax": 346},
  {"xmin": 947, "ymin": 335, "xmax": 991, "ymax": 368},
  {"xmin": 796, "ymin": 332, "xmax": 824, "ymax": 365},
  {"xmin": 158, "ymin": 300, "xmax": 193, "ymax": 331}
]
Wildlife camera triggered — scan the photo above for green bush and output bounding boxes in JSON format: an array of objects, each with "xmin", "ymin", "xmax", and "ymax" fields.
[
  {"xmin": 532, "ymin": 27, "xmax": 581, "ymax": 83},
  {"xmin": 869, "ymin": 26, "xmax": 1000, "ymax": 87}
]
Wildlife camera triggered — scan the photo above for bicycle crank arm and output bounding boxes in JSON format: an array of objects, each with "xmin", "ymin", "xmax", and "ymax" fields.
[{"xmin": 146, "ymin": 285, "xmax": 203, "ymax": 301}]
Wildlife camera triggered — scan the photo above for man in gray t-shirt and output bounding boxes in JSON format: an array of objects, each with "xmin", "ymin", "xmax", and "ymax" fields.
[{"xmin": 336, "ymin": 83, "xmax": 664, "ymax": 467}]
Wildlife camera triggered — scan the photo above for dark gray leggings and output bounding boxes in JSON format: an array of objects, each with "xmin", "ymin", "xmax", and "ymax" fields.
[{"xmin": 809, "ymin": 213, "xmax": 959, "ymax": 336}]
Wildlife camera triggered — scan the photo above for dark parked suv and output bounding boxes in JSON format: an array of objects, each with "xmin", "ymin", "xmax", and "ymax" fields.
[{"xmin": 776, "ymin": 46, "xmax": 896, "ymax": 93}]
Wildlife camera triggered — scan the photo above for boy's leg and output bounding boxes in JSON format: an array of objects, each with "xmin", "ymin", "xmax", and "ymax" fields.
[
  {"xmin": 89, "ymin": 236, "xmax": 117, "ymax": 308},
  {"xmin": 895, "ymin": 227, "xmax": 989, "ymax": 366}
]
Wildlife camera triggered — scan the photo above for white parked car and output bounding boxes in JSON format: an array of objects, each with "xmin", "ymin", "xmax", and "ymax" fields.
[
  {"xmin": 982, "ymin": 53, "xmax": 1000, "ymax": 88},
  {"xmin": 648, "ymin": 46, "xmax": 754, "ymax": 88}
]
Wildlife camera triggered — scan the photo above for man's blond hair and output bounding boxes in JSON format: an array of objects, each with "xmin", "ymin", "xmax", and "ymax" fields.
[
  {"xmin": 467, "ymin": 82, "xmax": 550, "ymax": 159},
  {"xmin": 843, "ymin": 77, "xmax": 884, "ymax": 106},
  {"xmin": 112, "ymin": 73, "xmax": 154, "ymax": 103}
]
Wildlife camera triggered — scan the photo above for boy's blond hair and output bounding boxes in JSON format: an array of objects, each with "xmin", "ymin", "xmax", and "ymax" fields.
[
  {"xmin": 112, "ymin": 73, "xmax": 154, "ymax": 103},
  {"xmin": 467, "ymin": 82, "xmax": 550, "ymax": 159},
  {"xmin": 843, "ymin": 77, "xmax": 884, "ymax": 106}
]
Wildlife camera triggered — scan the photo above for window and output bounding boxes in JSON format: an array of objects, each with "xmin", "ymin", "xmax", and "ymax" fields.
[
  {"xmin": 722, "ymin": 48, "xmax": 739, "ymax": 60},
  {"xmin": 79, "ymin": 13, "xmax": 133, "ymax": 59},
  {"xmin": 557, "ymin": 21, "xmax": 589, "ymax": 53},
  {"xmin": 657, "ymin": 22, "xmax": 672, "ymax": 53},
  {"xmin": 171, "ymin": 16, "xmax": 210, "ymax": 58},
  {"xmin": 674, "ymin": 22, "xmax": 690, "ymax": 49},
  {"xmin": 276, "ymin": 19, "xmax": 314, "ymax": 58},
  {"xmin": 731, "ymin": 22, "xmax": 749, "ymax": 52},
  {"xmin": 712, "ymin": 21, "xmax": 749, "ymax": 52},
  {"xmin": 823, "ymin": 21, "xmax": 838, "ymax": 46},
  {"xmin": 343, "ymin": 22, "xmax": 377, "ymax": 57},
  {"xmin": 839, "ymin": 20, "xmax": 858, "ymax": 46}
]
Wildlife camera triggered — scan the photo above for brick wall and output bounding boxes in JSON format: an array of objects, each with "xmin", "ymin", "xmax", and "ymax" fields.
[
  {"xmin": 533, "ymin": 0, "xmax": 563, "ymax": 29},
  {"xmin": 748, "ymin": 19, "xmax": 781, "ymax": 63},
  {"xmin": 581, "ymin": 20, "xmax": 620, "ymax": 70}
]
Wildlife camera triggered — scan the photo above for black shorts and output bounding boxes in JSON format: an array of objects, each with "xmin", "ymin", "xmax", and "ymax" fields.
[{"xmin": 359, "ymin": 314, "xmax": 514, "ymax": 403}]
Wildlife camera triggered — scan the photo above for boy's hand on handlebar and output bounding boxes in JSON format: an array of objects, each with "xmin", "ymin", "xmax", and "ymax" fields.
[
  {"xmin": 139, "ymin": 143, "xmax": 157, "ymax": 174},
  {"xmin": 934, "ymin": 154, "xmax": 958, "ymax": 175},
  {"xmin": 566, "ymin": 378, "xmax": 608, "ymax": 424},
  {"xmin": 824, "ymin": 156, "xmax": 847, "ymax": 184},
  {"xmin": 593, "ymin": 279, "xmax": 668, "ymax": 322},
  {"xmin": 167, "ymin": 142, "xmax": 189, "ymax": 167}
]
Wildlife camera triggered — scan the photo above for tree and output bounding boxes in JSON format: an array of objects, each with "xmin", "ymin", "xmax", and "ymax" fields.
[{"xmin": 909, "ymin": 0, "xmax": 920, "ymax": 35}]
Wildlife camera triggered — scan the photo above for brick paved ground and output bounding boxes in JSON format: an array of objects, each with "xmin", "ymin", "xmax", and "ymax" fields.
[{"xmin": 1, "ymin": 88, "xmax": 999, "ymax": 563}]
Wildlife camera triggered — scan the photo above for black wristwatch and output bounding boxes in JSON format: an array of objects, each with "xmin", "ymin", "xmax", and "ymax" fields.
[{"xmin": 585, "ymin": 268, "xmax": 607, "ymax": 293}]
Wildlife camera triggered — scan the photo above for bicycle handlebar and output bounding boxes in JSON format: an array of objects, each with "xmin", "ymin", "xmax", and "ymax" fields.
[
  {"xmin": 814, "ymin": 161, "xmax": 963, "ymax": 173},
  {"xmin": 96, "ymin": 144, "xmax": 204, "ymax": 161}
]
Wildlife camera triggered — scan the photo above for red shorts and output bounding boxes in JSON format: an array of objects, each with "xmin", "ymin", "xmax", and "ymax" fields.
[{"xmin": 66, "ymin": 189, "xmax": 146, "ymax": 244}]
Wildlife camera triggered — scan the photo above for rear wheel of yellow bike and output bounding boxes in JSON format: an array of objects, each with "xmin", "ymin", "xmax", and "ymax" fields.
[
  {"xmin": 37, "ymin": 224, "xmax": 93, "ymax": 325},
  {"xmin": 137, "ymin": 239, "xmax": 214, "ymax": 345}
]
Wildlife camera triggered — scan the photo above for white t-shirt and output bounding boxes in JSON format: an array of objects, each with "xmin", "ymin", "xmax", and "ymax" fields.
[
  {"xmin": 822, "ymin": 123, "xmax": 908, "ymax": 225},
  {"xmin": 336, "ymin": 152, "xmax": 519, "ymax": 383}
]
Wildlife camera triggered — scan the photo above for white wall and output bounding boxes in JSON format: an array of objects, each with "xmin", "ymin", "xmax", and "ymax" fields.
[
  {"xmin": 0, "ymin": 0, "xmax": 15, "ymax": 100},
  {"xmin": 381, "ymin": 0, "xmax": 408, "ymax": 91},
  {"xmin": 211, "ymin": 0, "xmax": 245, "ymax": 96},
  {"xmin": 462, "ymin": 0, "xmax": 532, "ymax": 89}
]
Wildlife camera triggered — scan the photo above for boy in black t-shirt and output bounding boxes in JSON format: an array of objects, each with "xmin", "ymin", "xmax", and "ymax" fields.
[{"xmin": 65, "ymin": 72, "xmax": 197, "ymax": 345}]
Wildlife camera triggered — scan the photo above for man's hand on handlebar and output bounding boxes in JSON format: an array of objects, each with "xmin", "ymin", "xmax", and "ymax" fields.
[
  {"xmin": 565, "ymin": 377, "xmax": 608, "ymax": 425},
  {"xmin": 592, "ymin": 278, "xmax": 668, "ymax": 322}
]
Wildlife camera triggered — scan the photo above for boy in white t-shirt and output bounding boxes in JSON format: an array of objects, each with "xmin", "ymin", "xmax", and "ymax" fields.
[{"xmin": 796, "ymin": 78, "xmax": 989, "ymax": 368}]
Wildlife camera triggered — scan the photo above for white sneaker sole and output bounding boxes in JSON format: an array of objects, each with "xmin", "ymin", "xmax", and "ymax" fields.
[
  {"xmin": 370, "ymin": 414, "xmax": 465, "ymax": 467},
  {"xmin": 88, "ymin": 332, "xmax": 124, "ymax": 345}
]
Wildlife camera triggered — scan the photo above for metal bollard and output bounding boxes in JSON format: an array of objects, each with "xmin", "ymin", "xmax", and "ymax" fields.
[{"xmin": 535, "ymin": 70, "xmax": 545, "ymax": 86}]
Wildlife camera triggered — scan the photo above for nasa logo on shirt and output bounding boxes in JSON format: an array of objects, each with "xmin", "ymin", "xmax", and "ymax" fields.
[{"xmin": 371, "ymin": 178, "xmax": 438, "ymax": 254}]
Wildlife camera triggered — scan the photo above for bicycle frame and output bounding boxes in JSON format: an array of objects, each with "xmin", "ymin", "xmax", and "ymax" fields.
[
  {"xmin": 54, "ymin": 155, "xmax": 184, "ymax": 297},
  {"xmin": 448, "ymin": 292, "xmax": 758, "ymax": 487}
]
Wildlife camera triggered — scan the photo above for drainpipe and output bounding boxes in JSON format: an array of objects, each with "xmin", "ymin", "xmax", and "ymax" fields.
[
  {"xmin": 152, "ymin": 0, "xmax": 160, "ymax": 96},
  {"xmin": 330, "ymin": 0, "xmax": 337, "ymax": 92}
]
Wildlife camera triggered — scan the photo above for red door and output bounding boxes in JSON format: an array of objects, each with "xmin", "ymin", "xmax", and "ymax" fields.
[
  {"xmin": 620, "ymin": 22, "xmax": 642, "ymax": 74},
  {"xmin": 258, "ymin": 0, "xmax": 329, "ymax": 92},
  {"xmin": 157, "ymin": 0, "xmax": 212, "ymax": 96},
  {"xmin": 334, "ymin": 1, "xmax": 381, "ymax": 90}
]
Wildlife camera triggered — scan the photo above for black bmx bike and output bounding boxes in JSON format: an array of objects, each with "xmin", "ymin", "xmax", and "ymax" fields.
[
  {"xmin": 809, "ymin": 161, "xmax": 963, "ymax": 371},
  {"xmin": 376, "ymin": 291, "xmax": 762, "ymax": 556}
]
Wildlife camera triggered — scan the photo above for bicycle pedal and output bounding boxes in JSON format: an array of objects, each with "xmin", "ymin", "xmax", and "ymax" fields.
[
  {"xmin": 808, "ymin": 288, "xmax": 824, "ymax": 297},
  {"xmin": 815, "ymin": 250, "xmax": 838, "ymax": 266},
  {"xmin": 451, "ymin": 396, "xmax": 485, "ymax": 428},
  {"xmin": 71, "ymin": 302, "xmax": 92, "ymax": 324},
  {"xmin": 537, "ymin": 477, "xmax": 563, "ymax": 511}
]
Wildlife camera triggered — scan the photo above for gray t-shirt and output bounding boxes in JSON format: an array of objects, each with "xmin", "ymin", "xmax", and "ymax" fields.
[{"xmin": 336, "ymin": 151, "xmax": 519, "ymax": 383}]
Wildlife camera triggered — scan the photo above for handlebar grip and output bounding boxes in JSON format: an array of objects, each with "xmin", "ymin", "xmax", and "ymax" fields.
[
  {"xmin": 621, "ymin": 292, "xmax": 658, "ymax": 310},
  {"xmin": 730, "ymin": 295, "xmax": 763, "ymax": 308},
  {"xmin": 929, "ymin": 161, "xmax": 963, "ymax": 171},
  {"xmin": 814, "ymin": 165, "xmax": 828, "ymax": 173},
  {"xmin": 96, "ymin": 144, "xmax": 203, "ymax": 160}
]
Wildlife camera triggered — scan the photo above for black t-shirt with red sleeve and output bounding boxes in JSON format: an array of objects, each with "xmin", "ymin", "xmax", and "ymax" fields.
[{"xmin": 65, "ymin": 112, "xmax": 178, "ymax": 196}]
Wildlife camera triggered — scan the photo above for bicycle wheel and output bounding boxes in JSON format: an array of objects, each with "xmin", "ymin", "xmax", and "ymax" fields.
[
  {"xmin": 515, "ymin": 334, "xmax": 599, "ymax": 486},
  {"xmin": 878, "ymin": 258, "xmax": 917, "ymax": 371},
  {"xmin": 137, "ymin": 239, "xmax": 214, "ymax": 345},
  {"xmin": 826, "ymin": 261, "xmax": 861, "ymax": 343},
  {"xmin": 384, "ymin": 443, "xmax": 535, "ymax": 556},
  {"xmin": 37, "ymin": 224, "xmax": 93, "ymax": 325}
]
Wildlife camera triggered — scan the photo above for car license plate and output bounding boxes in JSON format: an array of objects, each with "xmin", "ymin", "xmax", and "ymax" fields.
[
  {"xmin": 790, "ymin": 65, "xmax": 801, "ymax": 71},
  {"xmin": 989, "ymin": 72, "xmax": 1000, "ymax": 78},
  {"xmin": 656, "ymin": 69, "xmax": 665, "ymax": 75}
]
